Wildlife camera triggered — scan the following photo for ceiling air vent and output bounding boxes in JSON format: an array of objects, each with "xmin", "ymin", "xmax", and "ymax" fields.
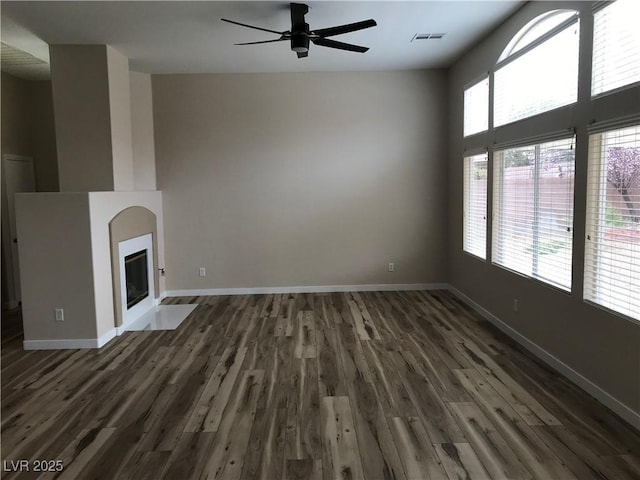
[{"xmin": 412, "ymin": 33, "xmax": 446, "ymax": 41}]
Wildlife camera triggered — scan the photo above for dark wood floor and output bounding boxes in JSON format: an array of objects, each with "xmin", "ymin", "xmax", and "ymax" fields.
[
  {"xmin": 1, "ymin": 306, "xmax": 23, "ymax": 346},
  {"xmin": 1, "ymin": 290, "xmax": 639, "ymax": 480}
]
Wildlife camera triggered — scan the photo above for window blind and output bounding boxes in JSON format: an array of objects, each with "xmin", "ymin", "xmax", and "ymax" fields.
[
  {"xmin": 584, "ymin": 125, "xmax": 640, "ymax": 322},
  {"xmin": 463, "ymin": 78, "xmax": 489, "ymax": 137},
  {"xmin": 463, "ymin": 153, "xmax": 488, "ymax": 259},
  {"xmin": 494, "ymin": 22, "xmax": 579, "ymax": 127},
  {"xmin": 592, "ymin": 0, "xmax": 640, "ymax": 96},
  {"xmin": 493, "ymin": 138, "xmax": 575, "ymax": 290}
]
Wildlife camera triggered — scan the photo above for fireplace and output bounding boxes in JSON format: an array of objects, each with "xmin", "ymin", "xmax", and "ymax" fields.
[
  {"xmin": 125, "ymin": 250, "xmax": 149, "ymax": 308},
  {"xmin": 118, "ymin": 233, "xmax": 155, "ymax": 328}
]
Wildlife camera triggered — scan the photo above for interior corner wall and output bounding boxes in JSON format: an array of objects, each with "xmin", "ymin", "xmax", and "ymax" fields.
[
  {"xmin": 153, "ymin": 70, "xmax": 448, "ymax": 290},
  {"xmin": 447, "ymin": 1, "xmax": 640, "ymax": 418},
  {"xmin": 50, "ymin": 45, "xmax": 114, "ymax": 192},
  {"xmin": 28, "ymin": 80, "xmax": 59, "ymax": 192},
  {"xmin": 130, "ymin": 71, "xmax": 157, "ymax": 190},
  {"xmin": 1, "ymin": 72, "xmax": 32, "ymax": 307},
  {"xmin": 1, "ymin": 72, "xmax": 32, "ymax": 159},
  {"xmin": 1, "ymin": 73, "xmax": 59, "ymax": 191},
  {"xmin": 1, "ymin": 73, "xmax": 59, "ymax": 308}
]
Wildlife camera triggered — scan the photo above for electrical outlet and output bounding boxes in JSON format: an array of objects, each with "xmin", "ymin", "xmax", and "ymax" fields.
[
  {"xmin": 388, "ymin": 262, "xmax": 395, "ymax": 272},
  {"xmin": 199, "ymin": 267, "xmax": 206, "ymax": 277},
  {"xmin": 513, "ymin": 298, "xmax": 519, "ymax": 312},
  {"xmin": 55, "ymin": 308, "xmax": 64, "ymax": 321}
]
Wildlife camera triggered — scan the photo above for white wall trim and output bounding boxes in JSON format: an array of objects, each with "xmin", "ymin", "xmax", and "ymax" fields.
[
  {"xmin": 97, "ymin": 329, "xmax": 117, "ymax": 347},
  {"xmin": 165, "ymin": 283, "xmax": 448, "ymax": 297},
  {"xmin": 448, "ymin": 286, "xmax": 640, "ymax": 431},
  {"xmin": 115, "ymin": 304, "xmax": 161, "ymax": 335},
  {"xmin": 23, "ymin": 329, "xmax": 116, "ymax": 350}
]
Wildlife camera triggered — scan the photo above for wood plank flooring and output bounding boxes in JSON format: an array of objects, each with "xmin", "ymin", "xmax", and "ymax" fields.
[{"xmin": 2, "ymin": 290, "xmax": 639, "ymax": 479}]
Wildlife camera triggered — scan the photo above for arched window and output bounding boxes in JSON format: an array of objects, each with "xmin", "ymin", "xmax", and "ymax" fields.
[
  {"xmin": 498, "ymin": 10, "xmax": 577, "ymax": 62},
  {"xmin": 494, "ymin": 9, "xmax": 579, "ymax": 127}
]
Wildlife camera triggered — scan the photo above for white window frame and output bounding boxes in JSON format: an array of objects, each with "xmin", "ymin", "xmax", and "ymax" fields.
[
  {"xmin": 494, "ymin": 10, "xmax": 579, "ymax": 127},
  {"xmin": 492, "ymin": 137, "xmax": 576, "ymax": 291},
  {"xmin": 463, "ymin": 151, "xmax": 488, "ymax": 259},
  {"xmin": 463, "ymin": 77, "xmax": 489, "ymax": 137},
  {"xmin": 584, "ymin": 121, "xmax": 640, "ymax": 323}
]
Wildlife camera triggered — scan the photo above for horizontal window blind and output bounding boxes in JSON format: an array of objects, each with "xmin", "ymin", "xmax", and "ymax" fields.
[
  {"xmin": 463, "ymin": 78, "xmax": 489, "ymax": 137},
  {"xmin": 464, "ymin": 153, "xmax": 488, "ymax": 259},
  {"xmin": 584, "ymin": 125, "xmax": 640, "ymax": 322},
  {"xmin": 592, "ymin": 0, "xmax": 640, "ymax": 96},
  {"xmin": 494, "ymin": 22, "xmax": 579, "ymax": 127},
  {"xmin": 493, "ymin": 138, "xmax": 575, "ymax": 290}
]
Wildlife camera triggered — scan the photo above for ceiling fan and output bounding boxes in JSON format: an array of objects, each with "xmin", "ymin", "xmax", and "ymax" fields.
[{"xmin": 221, "ymin": 3, "xmax": 377, "ymax": 58}]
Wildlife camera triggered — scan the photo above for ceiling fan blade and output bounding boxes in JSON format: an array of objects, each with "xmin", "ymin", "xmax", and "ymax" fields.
[
  {"xmin": 290, "ymin": 3, "xmax": 309, "ymax": 31},
  {"xmin": 312, "ymin": 19, "xmax": 377, "ymax": 38},
  {"xmin": 235, "ymin": 38, "xmax": 287, "ymax": 46},
  {"xmin": 221, "ymin": 18, "xmax": 285, "ymax": 36},
  {"xmin": 297, "ymin": 51, "xmax": 308, "ymax": 58},
  {"xmin": 312, "ymin": 37, "xmax": 369, "ymax": 53}
]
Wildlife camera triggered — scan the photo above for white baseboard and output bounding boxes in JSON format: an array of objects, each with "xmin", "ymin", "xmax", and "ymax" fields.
[
  {"xmin": 165, "ymin": 283, "xmax": 448, "ymax": 297},
  {"xmin": 448, "ymin": 286, "xmax": 640, "ymax": 431},
  {"xmin": 115, "ymin": 304, "xmax": 153, "ymax": 335},
  {"xmin": 23, "ymin": 328, "xmax": 116, "ymax": 350}
]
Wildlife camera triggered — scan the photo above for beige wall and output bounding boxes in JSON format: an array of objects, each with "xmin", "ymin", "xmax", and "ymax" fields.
[
  {"xmin": 15, "ymin": 192, "xmax": 97, "ymax": 340},
  {"xmin": 107, "ymin": 46, "xmax": 134, "ymax": 191},
  {"xmin": 50, "ymin": 45, "xmax": 114, "ymax": 191},
  {"xmin": 28, "ymin": 80, "xmax": 59, "ymax": 192},
  {"xmin": 1, "ymin": 72, "xmax": 32, "ymax": 158},
  {"xmin": 130, "ymin": 72, "xmax": 157, "ymax": 190},
  {"xmin": 448, "ymin": 1, "xmax": 640, "ymax": 416},
  {"xmin": 153, "ymin": 71, "xmax": 448, "ymax": 290}
]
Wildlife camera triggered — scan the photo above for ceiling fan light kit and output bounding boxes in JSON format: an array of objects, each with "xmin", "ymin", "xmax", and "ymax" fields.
[{"xmin": 221, "ymin": 2, "xmax": 377, "ymax": 59}]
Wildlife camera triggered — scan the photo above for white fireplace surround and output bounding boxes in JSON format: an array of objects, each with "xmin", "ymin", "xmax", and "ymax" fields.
[{"xmin": 117, "ymin": 233, "xmax": 155, "ymax": 333}]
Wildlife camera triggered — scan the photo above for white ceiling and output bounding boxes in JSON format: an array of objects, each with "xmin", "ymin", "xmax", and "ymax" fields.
[{"xmin": 1, "ymin": 1, "xmax": 524, "ymax": 77}]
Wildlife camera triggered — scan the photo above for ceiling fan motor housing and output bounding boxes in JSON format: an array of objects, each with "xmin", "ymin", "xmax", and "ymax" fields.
[{"xmin": 291, "ymin": 29, "xmax": 310, "ymax": 53}]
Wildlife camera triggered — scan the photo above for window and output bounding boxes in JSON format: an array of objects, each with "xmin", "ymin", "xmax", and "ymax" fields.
[
  {"xmin": 493, "ymin": 138, "xmax": 575, "ymax": 290},
  {"xmin": 592, "ymin": 0, "xmax": 640, "ymax": 96},
  {"xmin": 499, "ymin": 10, "xmax": 577, "ymax": 61},
  {"xmin": 494, "ymin": 11, "xmax": 579, "ymax": 127},
  {"xmin": 584, "ymin": 125, "xmax": 640, "ymax": 321},
  {"xmin": 463, "ymin": 153, "xmax": 488, "ymax": 258},
  {"xmin": 464, "ymin": 78, "xmax": 489, "ymax": 137}
]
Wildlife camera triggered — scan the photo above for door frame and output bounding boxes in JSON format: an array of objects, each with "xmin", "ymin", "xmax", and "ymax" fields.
[{"xmin": 2, "ymin": 154, "xmax": 36, "ymax": 309}]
